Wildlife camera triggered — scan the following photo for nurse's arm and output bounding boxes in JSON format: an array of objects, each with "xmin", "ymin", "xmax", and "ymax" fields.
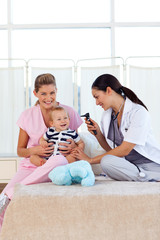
[
  {"xmin": 17, "ymin": 128, "xmax": 30, "ymax": 157},
  {"xmin": 17, "ymin": 128, "xmax": 54, "ymax": 158},
  {"xmin": 89, "ymin": 141, "xmax": 136, "ymax": 164},
  {"xmin": 95, "ymin": 131, "xmax": 112, "ymax": 152},
  {"xmin": 85, "ymin": 118, "xmax": 112, "ymax": 152}
]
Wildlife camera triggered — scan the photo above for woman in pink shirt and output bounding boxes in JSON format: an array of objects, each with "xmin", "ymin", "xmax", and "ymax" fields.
[{"xmin": 0, "ymin": 73, "xmax": 82, "ymax": 229}]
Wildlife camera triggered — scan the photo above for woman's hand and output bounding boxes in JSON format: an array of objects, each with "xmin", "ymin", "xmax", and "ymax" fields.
[
  {"xmin": 58, "ymin": 139, "xmax": 76, "ymax": 156},
  {"xmin": 72, "ymin": 148, "xmax": 92, "ymax": 163},
  {"xmin": 17, "ymin": 128, "xmax": 54, "ymax": 158},
  {"xmin": 31, "ymin": 142, "xmax": 54, "ymax": 157},
  {"xmin": 85, "ymin": 118, "xmax": 101, "ymax": 136}
]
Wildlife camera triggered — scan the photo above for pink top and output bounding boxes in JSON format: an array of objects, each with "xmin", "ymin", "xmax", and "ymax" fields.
[{"xmin": 17, "ymin": 103, "xmax": 82, "ymax": 168}]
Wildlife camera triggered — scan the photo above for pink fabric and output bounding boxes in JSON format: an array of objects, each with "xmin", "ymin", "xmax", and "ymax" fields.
[
  {"xmin": 17, "ymin": 103, "xmax": 82, "ymax": 168},
  {"xmin": 0, "ymin": 103, "xmax": 82, "ymax": 232},
  {"xmin": 4, "ymin": 102, "xmax": 82, "ymax": 192},
  {"xmin": 1, "ymin": 168, "xmax": 33, "ymax": 198},
  {"xmin": 5, "ymin": 155, "xmax": 68, "ymax": 199},
  {"xmin": 0, "ymin": 156, "xmax": 67, "ymax": 231},
  {"xmin": 21, "ymin": 155, "xmax": 67, "ymax": 185},
  {"xmin": 17, "ymin": 103, "xmax": 82, "ymax": 149}
]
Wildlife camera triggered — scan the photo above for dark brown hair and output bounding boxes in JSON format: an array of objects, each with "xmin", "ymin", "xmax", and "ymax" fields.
[{"xmin": 92, "ymin": 74, "xmax": 148, "ymax": 110}]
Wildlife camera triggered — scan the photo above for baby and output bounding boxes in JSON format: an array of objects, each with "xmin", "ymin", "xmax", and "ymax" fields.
[{"xmin": 39, "ymin": 106, "xmax": 84, "ymax": 163}]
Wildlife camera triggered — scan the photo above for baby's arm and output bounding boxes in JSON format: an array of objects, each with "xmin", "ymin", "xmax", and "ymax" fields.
[
  {"xmin": 39, "ymin": 136, "xmax": 48, "ymax": 148},
  {"xmin": 66, "ymin": 139, "xmax": 85, "ymax": 163},
  {"xmin": 76, "ymin": 139, "xmax": 85, "ymax": 150}
]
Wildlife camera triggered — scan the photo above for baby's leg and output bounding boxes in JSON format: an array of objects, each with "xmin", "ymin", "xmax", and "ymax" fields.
[
  {"xmin": 30, "ymin": 155, "xmax": 47, "ymax": 166},
  {"xmin": 20, "ymin": 155, "xmax": 68, "ymax": 185}
]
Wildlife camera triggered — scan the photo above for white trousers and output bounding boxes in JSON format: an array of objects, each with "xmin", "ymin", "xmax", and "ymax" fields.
[{"xmin": 101, "ymin": 155, "xmax": 160, "ymax": 182}]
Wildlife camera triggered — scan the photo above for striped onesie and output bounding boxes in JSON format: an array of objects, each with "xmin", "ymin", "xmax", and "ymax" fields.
[{"xmin": 43, "ymin": 127, "xmax": 80, "ymax": 159}]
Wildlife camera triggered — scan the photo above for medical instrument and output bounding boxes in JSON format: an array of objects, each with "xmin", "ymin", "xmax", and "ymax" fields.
[
  {"xmin": 81, "ymin": 113, "xmax": 97, "ymax": 135},
  {"xmin": 131, "ymin": 163, "xmax": 146, "ymax": 178},
  {"xmin": 111, "ymin": 98, "xmax": 126, "ymax": 148}
]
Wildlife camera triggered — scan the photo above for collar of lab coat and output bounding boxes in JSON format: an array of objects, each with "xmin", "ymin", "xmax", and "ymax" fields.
[
  {"xmin": 120, "ymin": 97, "xmax": 132, "ymax": 126},
  {"xmin": 102, "ymin": 97, "xmax": 132, "ymax": 147}
]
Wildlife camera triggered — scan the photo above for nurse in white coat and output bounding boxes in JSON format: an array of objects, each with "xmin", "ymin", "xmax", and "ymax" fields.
[{"xmin": 74, "ymin": 74, "xmax": 160, "ymax": 181}]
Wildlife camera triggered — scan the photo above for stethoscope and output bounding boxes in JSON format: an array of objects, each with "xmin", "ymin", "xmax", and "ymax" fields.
[{"xmin": 111, "ymin": 92, "xmax": 146, "ymax": 178}]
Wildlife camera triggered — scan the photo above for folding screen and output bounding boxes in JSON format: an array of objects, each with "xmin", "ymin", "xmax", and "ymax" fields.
[
  {"xmin": 1, "ymin": 57, "xmax": 160, "ymax": 156},
  {"xmin": 126, "ymin": 57, "xmax": 160, "ymax": 144},
  {"xmin": 28, "ymin": 60, "xmax": 75, "ymax": 108},
  {"xmin": 78, "ymin": 58, "xmax": 124, "ymax": 132},
  {"xmin": 0, "ymin": 64, "xmax": 25, "ymax": 155}
]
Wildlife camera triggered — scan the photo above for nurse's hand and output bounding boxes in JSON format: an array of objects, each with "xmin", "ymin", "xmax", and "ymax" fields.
[
  {"xmin": 72, "ymin": 148, "xmax": 92, "ymax": 163},
  {"xmin": 31, "ymin": 142, "xmax": 54, "ymax": 157},
  {"xmin": 85, "ymin": 118, "xmax": 101, "ymax": 136},
  {"xmin": 59, "ymin": 139, "xmax": 76, "ymax": 156}
]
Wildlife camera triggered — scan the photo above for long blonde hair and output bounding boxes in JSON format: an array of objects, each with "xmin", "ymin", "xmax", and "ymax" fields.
[{"xmin": 34, "ymin": 73, "xmax": 57, "ymax": 105}]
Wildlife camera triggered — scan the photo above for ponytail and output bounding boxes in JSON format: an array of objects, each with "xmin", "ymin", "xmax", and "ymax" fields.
[
  {"xmin": 121, "ymin": 86, "xmax": 148, "ymax": 110},
  {"xmin": 92, "ymin": 74, "xmax": 148, "ymax": 110}
]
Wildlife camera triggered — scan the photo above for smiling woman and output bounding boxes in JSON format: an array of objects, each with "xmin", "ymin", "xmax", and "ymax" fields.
[
  {"xmin": 73, "ymin": 74, "xmax": 160, "ymax": 182},
  {"xmin": 0, "ymin": 73, "xmax": 83, "ymax": 229},
  {"xmin": 33, "ymin": 74, "xmax": 58, "ymax": 111}
]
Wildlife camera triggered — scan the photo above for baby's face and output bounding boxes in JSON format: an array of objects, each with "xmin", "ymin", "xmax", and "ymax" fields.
[{"xmin": 51, "ymin": 110, "xmax": 70, "ymax": 132}]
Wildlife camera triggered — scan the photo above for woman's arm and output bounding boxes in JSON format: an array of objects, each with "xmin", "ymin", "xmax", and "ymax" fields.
[
  {"xmin": 76, "ymin": 139, "xmax": 85, "ymax": 150},
  {"xmin": 74, "ymin": 141, "xmax": 136, "ymax": 164},
  {"xmin": 39, "ymin": 136, "xmax": 48, "ymax": 148},
  {"xmin": 85, "ymin": 118, "xmax": 111, "ymax": 152},
  {"xmin": 95, "ymin": 131, "xmax": 112, "ymax": 152},
  {"xmin": 90, "ymin": 141, "xmax": 136, "ymax": 164},
  {"xmin": 17, "ymin": 128, "xmax": 30, "ymax": 157},
  {"xmin": 17, "ymin": 128, "xmax": 54, "ymax": 158}
]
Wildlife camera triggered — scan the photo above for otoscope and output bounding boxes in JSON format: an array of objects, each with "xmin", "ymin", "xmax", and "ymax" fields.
[{"xmin": 81, "ymin": 113, "xmax": 97, "ymax": 135}]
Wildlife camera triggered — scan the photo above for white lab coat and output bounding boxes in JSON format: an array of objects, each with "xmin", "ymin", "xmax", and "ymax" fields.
[{"xmin": 101, "ymin": 97, "xmax": 160, "ymax": 164}]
